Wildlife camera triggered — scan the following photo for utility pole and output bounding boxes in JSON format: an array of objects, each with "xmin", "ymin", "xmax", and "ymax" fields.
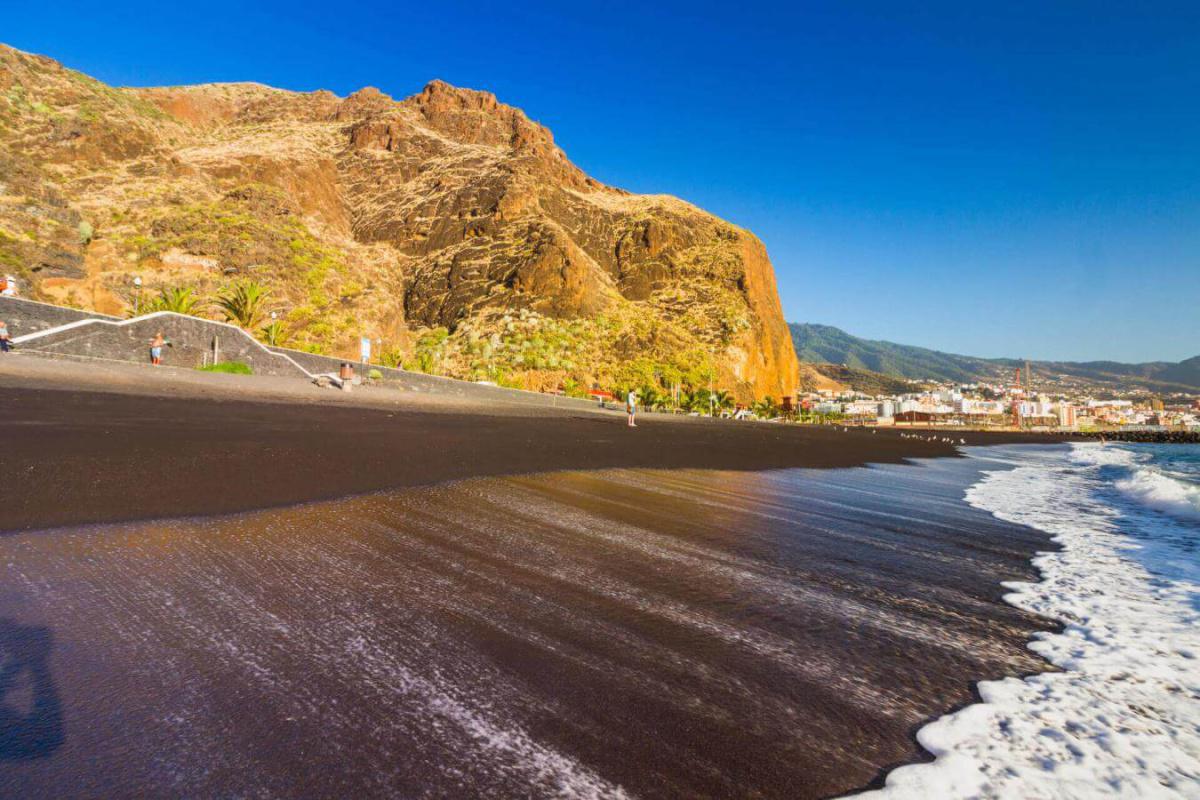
[{"xmin": 1012, "ymin": 364, "xmax": 1022, "ymax": 429}]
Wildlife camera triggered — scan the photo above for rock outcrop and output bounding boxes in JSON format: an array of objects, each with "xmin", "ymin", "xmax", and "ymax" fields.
[{"xmin": 0, "ymin": 43, "xmax": 804, "ymax": 400}]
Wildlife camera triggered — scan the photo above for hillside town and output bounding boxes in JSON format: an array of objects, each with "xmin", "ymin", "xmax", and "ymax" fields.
[{"xmin": 799, "ymin": 378, "xmax": 1200, "ymax": 432}]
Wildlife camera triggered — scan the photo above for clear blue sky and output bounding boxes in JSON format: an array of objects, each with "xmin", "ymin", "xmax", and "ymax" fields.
[{"xmin": 7, "ymin": 1, "xmax": 1198, "ymax": 362}]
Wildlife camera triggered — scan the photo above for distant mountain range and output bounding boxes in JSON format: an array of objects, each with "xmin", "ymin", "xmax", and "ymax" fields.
[
  {"xmin": 804, "ymin": 363, "xmax": 915, "ymax": 396},
  {"xmin": 789, "ymin": 323, "xmax": 1200, "ymax": 394}
]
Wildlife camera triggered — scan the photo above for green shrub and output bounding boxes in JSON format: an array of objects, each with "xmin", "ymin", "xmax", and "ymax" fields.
[
  {"xmin": 259, "ymin": 320, "xmax": 287, "ymax": 346},
  {"xmin": 368, "ymin": 368, "xmax": 383, "ymax": 381},
  {"xmin": 199, "ymin": 361, "xmax": 253, "ymax": 375},
  {"xmin": 379, "ymin": 347, "xmax": 405, "ymax": 368},
  {"xmin": 413, "ymin": 327, "xmax": 449, "ymax": 374}
]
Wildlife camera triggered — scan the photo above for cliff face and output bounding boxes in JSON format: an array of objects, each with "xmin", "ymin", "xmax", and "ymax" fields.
[{"xmin": 0, "ymin": 44, "xmax": 802, "ymax": 400}]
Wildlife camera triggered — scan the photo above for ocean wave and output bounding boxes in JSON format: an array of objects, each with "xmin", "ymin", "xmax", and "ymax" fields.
[
  {"xmin": 1114, "ymin": 465, "xmax": 1200, "ymax": 523},
  {"xmin": 855, "ymin": 442, "xmax": 1200, "ymax": 799},
  {"xmin": 1068, "ymin": 442, "xmax": 1139, "ymax": 468},
  {"xmin": 1070, "ymin": 441, "xmax": 1200, "ymax": 523}
]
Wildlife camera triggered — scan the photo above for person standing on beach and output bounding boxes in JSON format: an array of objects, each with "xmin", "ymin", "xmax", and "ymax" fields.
[
  {"xmin": 149, "ymin": 332, "xmax": 165, "ymax": 366},
  {"xmin": 0, "ymin": 320, "xmax": 11, "ymax": 353},
  {"xmin": 626, "ymin": 389, "xmax": 638, "ymax": 428}
]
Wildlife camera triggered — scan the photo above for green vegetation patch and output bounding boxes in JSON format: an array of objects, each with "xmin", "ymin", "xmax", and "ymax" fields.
[
  {"xmin": 198, "ymin": 361, "xmax": 254, "ymax": 375},
  {"xmin": 132, "ymin": 184, "xmax": 357, "ymax": 353}
]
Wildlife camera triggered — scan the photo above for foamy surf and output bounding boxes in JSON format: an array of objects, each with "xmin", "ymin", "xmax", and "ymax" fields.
[{"xmin": 858, "ymin": 442, "xmax": 1200, "ymax": 799}]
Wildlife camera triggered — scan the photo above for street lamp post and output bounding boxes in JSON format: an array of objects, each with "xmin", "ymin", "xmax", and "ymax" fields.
[{"xmin": 132, "ymin": 276, "xmax": 142, "ymax": 315}]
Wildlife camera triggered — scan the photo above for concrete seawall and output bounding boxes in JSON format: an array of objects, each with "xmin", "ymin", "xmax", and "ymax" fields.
[
  {"xmin": 0, "ymin": 295, "xmax": 119, "ymax": 335},
  {"xmin": 2, "ymin": 295, "xmax": 605, "ymax": 412},
  {"xmin": 267, "ymin": 345, "xmax": 602, "ymax": 412},
  {"xmin": 12, "ymin": 307, "xmax": 310, "ymax": 378}
]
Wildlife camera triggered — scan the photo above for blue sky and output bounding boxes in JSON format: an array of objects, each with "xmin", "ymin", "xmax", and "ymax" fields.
[{"xmin": 6, "ymin": 1, "xmax": 1198, "ymax": 362}]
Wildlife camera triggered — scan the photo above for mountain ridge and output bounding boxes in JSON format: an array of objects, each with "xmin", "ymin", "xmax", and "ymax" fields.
[
  {"xmin": 0, "ymin": 43, "xmax": 803, "ymax": 401},
  {"xmin": 789, "ymin": 322, "xmax": 1200, "ymax": 393}
]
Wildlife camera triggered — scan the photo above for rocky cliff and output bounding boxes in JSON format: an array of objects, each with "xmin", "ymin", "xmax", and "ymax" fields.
[{"xmin": 0, "ymin": 44, "xmax": 808, "ymax": 400}]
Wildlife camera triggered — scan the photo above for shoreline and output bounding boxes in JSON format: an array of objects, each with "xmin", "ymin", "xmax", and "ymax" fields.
[
  {"xmin": 864, "ymin": 440, "xmax": 1200, "ymax": 797},
  {"xmin": 0, "ymin": 356, "xmax": 1063, "ymax": 532}
]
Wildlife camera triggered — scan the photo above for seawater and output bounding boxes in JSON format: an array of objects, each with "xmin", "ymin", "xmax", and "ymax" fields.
[{"xmin": 865, "ymin": 443, "xmax": 1200, "ymax": 798}]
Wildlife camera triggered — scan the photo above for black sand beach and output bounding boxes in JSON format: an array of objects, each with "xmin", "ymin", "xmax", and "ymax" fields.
[
  {"xmin": 0, "ymin": 357, "xmax": 1062, "ymax": 798},
  {"xmin": 0, "ymin": 460, "xmax": 1057, "ymax": 798},
  {"xmin": 0, "ymin": 357, "xmax": 1057, "ymax": 532}
]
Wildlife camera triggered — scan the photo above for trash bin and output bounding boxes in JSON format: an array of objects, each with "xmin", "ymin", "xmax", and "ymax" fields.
[{"xmin": 339, "ymin": 363, "xmax": 354, "ymax": 381}]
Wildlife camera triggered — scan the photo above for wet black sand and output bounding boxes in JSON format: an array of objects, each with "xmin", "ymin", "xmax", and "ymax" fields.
[{"xmin": 0, "ymin": 458, "xmax": 1057, "ymax": 798}]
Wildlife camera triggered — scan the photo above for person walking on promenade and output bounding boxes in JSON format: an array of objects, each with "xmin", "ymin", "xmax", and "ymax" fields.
[
  {"xmin": 626, "ymin": 389, "xmax": 638, "ymax": 428},
  {"xmin": 149, "ymin": 332, "xmax": 166, "ymax": 366},
  {"xmin": 0, "ymin": 320, "xmax": 11, "ymax": 353}
]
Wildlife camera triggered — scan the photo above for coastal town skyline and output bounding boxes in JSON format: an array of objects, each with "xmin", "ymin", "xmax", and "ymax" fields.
[{"xmin": 4, "ymin": 1, "xmax": 1198, "ymax": 363}]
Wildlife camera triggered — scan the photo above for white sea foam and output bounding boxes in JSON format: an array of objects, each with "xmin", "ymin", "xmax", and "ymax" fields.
[
  {"xmin": 855, "ymin": 443, "xmax": 1200, "ymax": 799},
  {"xmin": 1115, "ymin": 467, "xmax": 1200, "ymax": 524},
  {"xmin": 1070, "ymin": 443, "xmax": 1200, "ymax": 523}
]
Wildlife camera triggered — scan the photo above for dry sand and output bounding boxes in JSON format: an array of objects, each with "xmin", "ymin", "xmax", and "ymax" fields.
[{"xmin": 0, "ymin": 355, "xmax": 1058, "ymax": 531}]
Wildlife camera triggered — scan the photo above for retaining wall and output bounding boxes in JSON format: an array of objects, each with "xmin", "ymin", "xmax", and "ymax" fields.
[
  {"xmin": 268, "ymin": 345, "xmax": 603, "ymax": 412},
  {"xmin": 0, "ymin": 295, "xmax": 119, "ymax": 336},
  {"xmin": 15, "ymin": 312, "xmax": 311, "ymax": 378},
  {"xmin": 4, "ymin": 295, "xmax": 608, "ymax": 412}
]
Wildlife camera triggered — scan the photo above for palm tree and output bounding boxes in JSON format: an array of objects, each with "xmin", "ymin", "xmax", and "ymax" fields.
[
  {"xmin": 259, "ymin": 320, "xmax": 288, "ymax": 347},
  {"xmin": 216, "ymin": 281, "xmax": 270, "ymax": 330},
  {"xmin": 753, "ymin": 397, "xmax": 780, "ymax": 418},
  {"xmin": 638, "ymin": 385, "xmax": 664, "ymax": 411},
  {"xmin": 712, "ymin": 390, "xmax": 735, "ymax": 412},
  {"xmin": 147, "ymin": 286, "xmax": 206, "ymax": 316},
  {"xmin": 681, "ymin": 389, "xmax": 712, "ymax": 414}
]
